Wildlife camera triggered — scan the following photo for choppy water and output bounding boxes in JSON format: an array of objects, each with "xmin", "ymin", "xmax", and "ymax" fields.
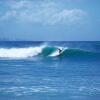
[{"xmin": 0, "ymin": 41, "xmax": 100, "ymax": 100}]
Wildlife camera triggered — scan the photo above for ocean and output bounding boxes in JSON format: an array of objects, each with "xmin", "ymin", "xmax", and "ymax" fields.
[{"xmin": 0, "ymin": 41, "xmax": 100, "ymax": 100}]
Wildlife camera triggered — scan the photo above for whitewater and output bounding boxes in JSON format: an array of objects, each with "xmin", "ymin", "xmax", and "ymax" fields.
[{"xmin": 0, "ymin": 47, "xmax": 43, "ymax": 58}]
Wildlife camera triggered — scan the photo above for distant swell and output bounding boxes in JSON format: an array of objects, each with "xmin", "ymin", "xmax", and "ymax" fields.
[{"xmin": 0, "ymin": 45, "xmax": 99, "ymax": 59}]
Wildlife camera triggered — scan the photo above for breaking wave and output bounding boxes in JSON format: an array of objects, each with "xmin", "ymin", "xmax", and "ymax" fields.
[
  {"xmin": 0, "ymin": 45, "xmax": 44, "ymax": 58},
  {"xmin": 0, "ymin": 44, "xmax": 99, "ymax": 59}
]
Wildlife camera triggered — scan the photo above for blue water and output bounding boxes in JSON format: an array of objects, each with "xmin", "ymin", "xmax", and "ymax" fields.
[{"xmin": 0, "ymin": 41, "xmax": 100, "ymax": 100}]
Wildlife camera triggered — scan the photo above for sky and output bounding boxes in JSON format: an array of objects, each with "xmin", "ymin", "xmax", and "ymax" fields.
[{"xmin": 0, "ymin": 0, "xmax": 100, "ymax": 41}]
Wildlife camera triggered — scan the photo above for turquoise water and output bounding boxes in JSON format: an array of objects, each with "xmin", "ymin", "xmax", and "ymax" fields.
[{"xmin": 0, "ymin": 41, "xmax": 100, "ymax": 100}]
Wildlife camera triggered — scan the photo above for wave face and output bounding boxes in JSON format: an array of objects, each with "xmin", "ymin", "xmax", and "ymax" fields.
[{"xmin": 0, "ymin": 44, "xmax": 100, "ymax": 59}]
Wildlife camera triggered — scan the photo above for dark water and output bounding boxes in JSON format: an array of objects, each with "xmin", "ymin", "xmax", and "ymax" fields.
[{"xmin": 0, "ymin": 41, "xmax": 100, "ymax": 100}]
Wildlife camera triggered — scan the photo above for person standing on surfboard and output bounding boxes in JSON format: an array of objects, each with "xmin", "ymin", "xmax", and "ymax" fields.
[{"xmin": 58, "ymin": 48, "xmax": 62, "ymax": 54}]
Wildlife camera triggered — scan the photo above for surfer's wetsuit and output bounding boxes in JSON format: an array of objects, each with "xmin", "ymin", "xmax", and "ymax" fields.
[{"xmin": 58, "ymin": 48, "xmax": 62, "ymax": 54}]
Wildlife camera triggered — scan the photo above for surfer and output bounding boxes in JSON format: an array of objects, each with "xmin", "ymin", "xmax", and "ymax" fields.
[{"xmin": 58, "ymin": 48, "xmax": 62, "ymax": 54}]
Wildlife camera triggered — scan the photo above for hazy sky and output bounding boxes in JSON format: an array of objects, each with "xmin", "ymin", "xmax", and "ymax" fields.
[{"xmin": 0, "ymin": 0, "xmax": 100, "ymax": 41}]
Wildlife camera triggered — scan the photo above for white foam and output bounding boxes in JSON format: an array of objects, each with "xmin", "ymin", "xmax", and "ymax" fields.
[
  {"xmin": 0, "ymin": 46, "xmax": 45, "ymax": 59},
  {"xmin": 49, "ymin": 50, "xmax": 60, "ymax": 57}
]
